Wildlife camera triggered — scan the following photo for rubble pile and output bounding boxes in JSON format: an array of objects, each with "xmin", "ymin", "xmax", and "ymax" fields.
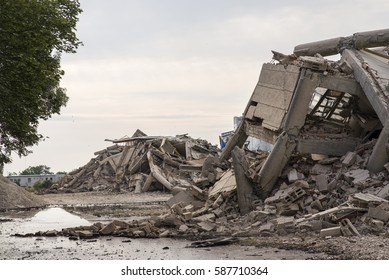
[
  {"xmin": 50, "ymin": 130, "xmax": 224, "ymax": 193},
  {"xmin": 29, "ymin": 139, "xmax": 389, "ymax": 241},
  {"xmin": 21, "ymin": 29, "xmax": 389, "ymax": 243},
  {"xmin": 159, "ymin": 139, "xmax": 389, "ymax": 239},
  {"xmin": 23, "ymin": 140, "xmax": 389, "ymax": 241}
]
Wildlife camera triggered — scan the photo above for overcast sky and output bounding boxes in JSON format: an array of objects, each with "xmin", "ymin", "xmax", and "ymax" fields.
[{"xmin": 4, "ymin": 0, "xmax": 389, "ymax": 174}]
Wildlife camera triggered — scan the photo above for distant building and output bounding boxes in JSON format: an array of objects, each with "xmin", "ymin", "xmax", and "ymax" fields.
[{"xmin": 7, "ymin": 174, "xmax": 65, "ymax": 187}]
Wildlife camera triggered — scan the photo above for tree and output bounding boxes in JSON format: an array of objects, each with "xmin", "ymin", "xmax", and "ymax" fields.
[
  {"xmin": 20, "ymin": 165, "xmax": 53, "ymax": 175},
  {"xmin": 0, "ymin": 0, "xmax": 82, "ymax": 165}
]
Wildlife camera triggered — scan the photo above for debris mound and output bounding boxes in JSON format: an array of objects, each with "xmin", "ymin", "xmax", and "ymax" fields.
[
  {"xmin": 0, "ymin": 175, "xmax": 46, "ymax": 210},
  {"xmin": 50, "ymin": 130, "xmax": 225, "ymax": 193},
  {"xmin": 30, "ymin": 29, "xmax": 389, "ymax": 242}
]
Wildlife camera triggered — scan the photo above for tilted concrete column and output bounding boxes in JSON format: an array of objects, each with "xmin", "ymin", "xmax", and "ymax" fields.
[
  {"xmin": 231, "ymin": 146, "xmax": 254, "ymax": 214},
  {"xmin": 219, "ymin": 121, "xmax": 248, "ymax": 162},
  {"xmin": 367, "ymin": 120, "xmax": 389, "ymax": 173},
  {"xmin": 284, "ymin": 69, "xmax": 320, "ymax": 136},
  {"xmin": 256, "ymin": 132, "xmax": 296, "ymax": 196}
]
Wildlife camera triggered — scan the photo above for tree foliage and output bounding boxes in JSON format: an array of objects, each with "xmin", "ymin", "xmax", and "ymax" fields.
[
  {"xmin": 0, "ymin": 0, "xmax": 82, "ymax": 165},
  {"xmin": 32, "ymin": 179, "xmax": 54, "ymax": 190},
  {"xmin": 20, "ymin": 165, "xmax": 53, "ymax": 175}
]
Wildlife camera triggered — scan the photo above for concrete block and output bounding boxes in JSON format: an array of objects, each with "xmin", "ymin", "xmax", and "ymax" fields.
[
  {"xmin": 275, "ymin": 216, "xmax": 295, "ymax": 227},
  {"xmin": 212, "ymin": 208, "xmax": 224, "ymax": 218},
  {"xmin": 141, "ymin": 222, "xmax": 152, "ymax": 234},
  {"xmin": 370, "ymin": 219, "xmax": 385, "ymax": 230},
  {"xmin": 320, "ymin": 226, "xmax": 342, "ymax": 238},
  {"xmin": 181, "ymin": 212, "xmax": 193, "ymax": 221},
  {"xmin": 299, "ymin": 220, "xmax": 322, "ymax": 232},
  {"xmin": 100, "ymin": 222, "xmax": 117, "ymax": 235},
  {"xmin": 259, "ymin": 222, "xmax": 275, "ymax": 233},
  {"xmin": 368, "ymin": 206, "xmax": 389, "ymax": 222},
  {"xmin": 190, "ymin": 185, "xmax": 207, "ymax": 201},
  {"xmin": 75, "ymin": 230, "xmax": 95, "ymax": 238},
  {"xmin": 283, "ymin": 186, "xmax": 306, "ymax": 204},
  {"xmin": 342, "ymin": 151, "xmax": 357, "ymax": 167},
  {"xmin": 311, "ymin": 163, "xmax": 332, "ymax": 175},
  {"xmin": 277, "ymin": 203, "xmax": 299, "ymax": 216},
  {"xmin": 343, "ymin": 169, "xmax": 370, "ymax": 185},
  {"xmin": 288, "ymin": 169, "xmax": 299, "ymax": 182},
  {"xmin": 166, "ymin": 191, "xmax": 196, "ymax": 208},
  {"xmin": 178, "ymin": 224, "xmax": 189, "ymax": 233},
  {"xmin": 247, "ymin": 210, "xmax": 270, "ymax": 222},
  {"xmin": 311, "ymin": 200, "xmax": 323, "ymax": 211},
  {"xmin": 377, "ymin": 183, "xmax": 389, "ymax": 199},
  {"xmin": 315, "ymin": 174, "xmax": 329, "ymax": 193},
  {"xmin": 197, "ymin": 221, "xmax": 216, "ymax": 232}
]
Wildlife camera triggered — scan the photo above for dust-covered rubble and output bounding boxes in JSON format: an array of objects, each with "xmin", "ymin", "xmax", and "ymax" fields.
[
  {"xmin": 20, "ymin": 139, "xmax": 389, "ymax": 243},
  {"xmin": 15, "ymin": 29, "xmax": 389, "ymax": 251},
  {"xmin": 48, "ymin": 129, "xmax": 224, "ymax": 194}
]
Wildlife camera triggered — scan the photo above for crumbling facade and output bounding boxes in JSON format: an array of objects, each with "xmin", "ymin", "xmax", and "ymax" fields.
[{"xmin": 221, "ymin": 28, "xmax": 389, "ymax": 197}]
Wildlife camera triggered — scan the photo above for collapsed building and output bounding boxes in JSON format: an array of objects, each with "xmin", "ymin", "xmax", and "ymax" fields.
[
  {"xmin": 33, "ymin": 29, "xmax": 389, "ymax": 243},
  {"xmin": 221, "ymin": 28, "xmax": 389, "ymax": 198}
]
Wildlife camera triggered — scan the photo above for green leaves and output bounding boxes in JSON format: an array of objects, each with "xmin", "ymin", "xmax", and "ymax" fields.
[
  {"xmin": 20, "ymin": 165, "xmax": 53, "ymax": 175},
  {"xmin": 0, "ymin": 0, "xmax": 82, "ymax": 164}
]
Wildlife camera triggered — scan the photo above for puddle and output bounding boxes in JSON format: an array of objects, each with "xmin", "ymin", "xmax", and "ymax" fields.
[{"xmin": 0, "ymin": 207, "xmax": 91, "ymax": 235}]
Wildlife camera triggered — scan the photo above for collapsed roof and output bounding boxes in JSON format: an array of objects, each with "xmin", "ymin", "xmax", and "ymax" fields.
[{"xmin": 221, "ymin": 28, "xmax": 389, "ymax": 198}]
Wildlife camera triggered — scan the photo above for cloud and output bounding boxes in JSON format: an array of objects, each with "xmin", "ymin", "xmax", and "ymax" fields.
[{"xmin": 4, "ymin": 0, "xmax": 389, "ymax": 174}]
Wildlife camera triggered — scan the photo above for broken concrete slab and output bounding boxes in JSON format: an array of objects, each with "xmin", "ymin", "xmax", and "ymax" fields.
[
  {"xmin": 342, "ymin": 151, "xmax": 357, "ymax": 167},
  {"xmin": 344, "ymin": 169, "xmax": 370, "ymax": 185},
  {"xmin": 287, "ymin": 169, "xmax": 299, "ymax": 183},
  {"xmin": 377, "ymin": 184, "xmax": 389, "ymax": 199},
  {"xmin": 315, "ymin": 174, "xmax": 329, "ymax": 193},
  {"xmin": 188, "ymin": 237, "xmax": 239, "ymax": 248},
  {"xmin": 368, "ymin": 205, "xmax": 389, "ymax": 222},
  {"xmin": 208, "ymin": 169, "xmax": 236, "ymax": 198},
  {"xmin": 320, "ymin": 226, "xmax": 342, "ymax": 238},
  {"xmin": 197, "ymin": 221, "xmax": 216, "ymax": 232},
  {"xmin": 350, "ymin": 193, "xmax": 389, "ymax": 208}
]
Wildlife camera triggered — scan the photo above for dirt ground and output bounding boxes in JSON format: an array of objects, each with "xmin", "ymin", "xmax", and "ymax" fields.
[{"xmin": 1, "ymin": 191, "xmax": 389, "ymax": 260}]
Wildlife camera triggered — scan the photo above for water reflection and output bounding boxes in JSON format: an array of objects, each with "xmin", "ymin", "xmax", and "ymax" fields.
[{"xmin": 15, "ymin": 207, "xmax": 91, "ymax": 234}]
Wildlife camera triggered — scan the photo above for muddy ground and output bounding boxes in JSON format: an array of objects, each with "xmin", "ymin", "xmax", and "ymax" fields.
[{"xmin": 1, "ymin": 191, "xmax": 389, "ymax": 260}]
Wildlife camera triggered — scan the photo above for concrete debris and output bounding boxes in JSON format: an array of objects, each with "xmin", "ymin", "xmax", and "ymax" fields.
[
  {"xmin": 19, "ymin": 29, "xmax": 389, "ymax": 243},
  {"xmin": 188, "ymin": 237, "xmax": 239, "ymax": 248},
  {"xmin": 320, "ymin": 226, "xmax": 342, "ymax": 238},
  {"xmin": 48, "ymin": 130, "xmax": 223, "ymax": 194}
]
